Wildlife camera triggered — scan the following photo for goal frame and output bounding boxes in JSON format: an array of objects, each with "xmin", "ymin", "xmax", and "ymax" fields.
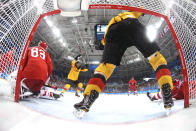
[{"xmin": 15, "ymin": 4, "xmax": 189, "ymax": 108}]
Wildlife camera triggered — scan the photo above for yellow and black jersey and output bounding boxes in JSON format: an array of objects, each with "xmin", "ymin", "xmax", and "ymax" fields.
[
  {"xmin": 101, "ymin": 11, "xmax": 143, "ymax": 45},
  {"xmin": 67, "ymin": 60, "xmax": 88, "ymax": 81}
]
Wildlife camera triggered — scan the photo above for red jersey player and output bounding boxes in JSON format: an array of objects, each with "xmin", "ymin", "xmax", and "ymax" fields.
[
  {"xmin": 147, "ymin": 78, "xmax": 184, "ymax": 101},
  {"xmin": 0, "ymin": 48, "xmax": 16, "ymax": 74},
  {"xmin": 21, "ymin": 41, "xmax": 53, "ymax": 96},
  {"xmin": 128, "ymin": 76, "xmax": 137, "ymax": 95}
]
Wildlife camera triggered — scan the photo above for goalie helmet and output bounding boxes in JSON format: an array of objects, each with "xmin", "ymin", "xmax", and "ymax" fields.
[
  {"xmin": 38, "ymin": 41, "xmax": 48, "ymax": 50},
  {"xmin": 75, "ymin": 60, "xmax": 82, "ymax": 69}
]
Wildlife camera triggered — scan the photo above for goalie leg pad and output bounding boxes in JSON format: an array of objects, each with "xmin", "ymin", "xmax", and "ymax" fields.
[{"xmin": 22, "ymin": 79, "xmax": 44, "ymax": 93}]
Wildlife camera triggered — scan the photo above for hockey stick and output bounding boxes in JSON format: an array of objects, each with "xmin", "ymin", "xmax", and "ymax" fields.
[{"xmin": 44, "ymin": 84, "xmax": 52, "ymax": 87}]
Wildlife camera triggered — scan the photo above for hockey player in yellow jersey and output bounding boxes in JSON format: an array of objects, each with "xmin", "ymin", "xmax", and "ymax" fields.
[
  {"xmin": 74, "ymin": 10, "xmax": 174, "ymax": 112},
  {"xmin": 64, "ymin": 54, "xmax": 88, "ymax": 97}
]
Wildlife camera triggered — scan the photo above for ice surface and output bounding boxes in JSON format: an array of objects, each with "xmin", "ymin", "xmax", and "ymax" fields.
[
  {"xmin": 0, "ymin": 78, "xmax": 12, "ymax": 96},
  {"xmin": 0, "ymin": 79, "xmax": 196, "ymax": 131},
  {"xmin": 20, "ymin": 93, "xmax": 185, "ymax": 123}
]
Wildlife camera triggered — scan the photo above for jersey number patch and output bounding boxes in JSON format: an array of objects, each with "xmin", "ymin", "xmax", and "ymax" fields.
[{"xmin": 31, "ymin": 47, "xmax": 45, "ymax": 60}]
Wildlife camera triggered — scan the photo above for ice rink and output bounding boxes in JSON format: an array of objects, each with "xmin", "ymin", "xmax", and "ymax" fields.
[{"xmin": 0, "ymin": 79, "xmax": 196, "ymax": 131}]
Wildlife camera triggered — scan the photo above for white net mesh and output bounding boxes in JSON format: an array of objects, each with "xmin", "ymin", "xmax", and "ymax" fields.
[
  {"xmin": 169, "ymin": 0, "xmax": 196, "ymax": 101},
  {"xmin": 0, "ymin": 0, "xmax": 195, "ymax": 104}
]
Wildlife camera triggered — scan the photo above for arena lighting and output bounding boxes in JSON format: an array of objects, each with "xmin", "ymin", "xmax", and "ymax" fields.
[
  {"xmin": 92, "ymin": 61, "xmax": 100, "ymax": 64},
  {"xmin": 62, "ymin": 43, "xmax": 67, "ymax": 47},
  {"xmin": 146, "ymin": 17, "xmax": 164, "ymax": 42},
  {"xmin": 127, "ymin": 59, "xmax": 133, "ymax": 64},
  {"xmin": 143, "ymin": 78, "xmax": 156, "ymax": 81},
  {"xmin": 59, "ymin": 38, "xmax": 63, "ymax": 43},
  {"xmin": 52, "ymin": 27, "xmax": 61, "ymax": 37},
  {"xmin": 45, "ymin": 20, "xmax": 53, "ymax": 27},
  {"xmin": 127, "ymin": 56, "xmax": 141, "ymax": 64},
  {"xmin": 155, "ymin": 18, "xmax": 164, "ymax": 28},
  {"xmin": 134, "ymin": 57, "xmax": 141, "ymax": 62},
  {"xmin": 72, "ymin": 18, "xmax": 78, "ymax": 24},
  {"xmin": 146, "ymin": 25, "xmax": 157, "ymax": 42},
  {"xmin": 67, "ymin": 56, "xmax": 74, "ymax": 60}
]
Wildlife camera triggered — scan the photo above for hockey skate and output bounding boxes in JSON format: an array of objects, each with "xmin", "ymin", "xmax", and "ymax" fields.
[
  {"xmin": 75, "ymin": 92, "xmax": 80, "ymax": 97},
  {"xmin": 134, "ymin": 91, "xmax": 138, "ymax": 96},
  {"xmin": 73, "ymin": 90, "xmax": 99, "ymax": 119},
  {"xmin": 162, "ymin": 83, "xmax": 174, "ymax": 110},
  {"xmin": 52, "ymin": 92, "xmax": 61, "ymax": 100},
  {"xmin": 19, "ymin": 86, "xmax": 33, "ymax": 100},
  {"xmin": 38, "ymin": 88, "xmax": 61, "ymax": 100},
  {"xmin": 147, "ymin": 92, "xmax": 154, "ymax": 101},
  {"xmin": 19, "ymin": 78, "xmax": 33, "ymax": 99}
]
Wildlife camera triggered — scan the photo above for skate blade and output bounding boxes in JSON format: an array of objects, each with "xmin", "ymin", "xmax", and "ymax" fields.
[
  {"xmin": 20, "ymin": 92, "xmax": 33, "ymax": 99},
  {"xmin": 165, "ymin": 108, "xmax": 171, "ymax": 116},
  {"xmin": 158, "ymin": 100, "xmax": 162, "ymax": 105},
  {"xmin": 73, "ymin": 109, "xmax": 86, "ymax": 119}
]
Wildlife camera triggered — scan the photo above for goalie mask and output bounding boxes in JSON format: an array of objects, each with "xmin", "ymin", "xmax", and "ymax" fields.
[{"xmin": 38, "ymin": 41, "xmax": 48, "ymax": 50}]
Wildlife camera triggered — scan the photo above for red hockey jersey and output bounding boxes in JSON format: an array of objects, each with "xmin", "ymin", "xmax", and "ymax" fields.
[
  {"xmin": 129, "ymin": 80, "xmax": 137, "ymax": 87},
  {"xmin": 22, "ymin": 46, "xmax": 53, "ymax": 82},
  {"xmin": 172, "ymin": 79, "xmax": 184, "ymax": 100},
  {"xmin": 0, "ymin": 49, "xmax": 16, "ymax": 73}
]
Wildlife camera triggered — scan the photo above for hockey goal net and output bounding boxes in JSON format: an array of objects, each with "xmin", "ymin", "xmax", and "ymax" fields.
[{"xmin": 0, "ymin": 0, "xmax": 195, "ymax": 107}]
